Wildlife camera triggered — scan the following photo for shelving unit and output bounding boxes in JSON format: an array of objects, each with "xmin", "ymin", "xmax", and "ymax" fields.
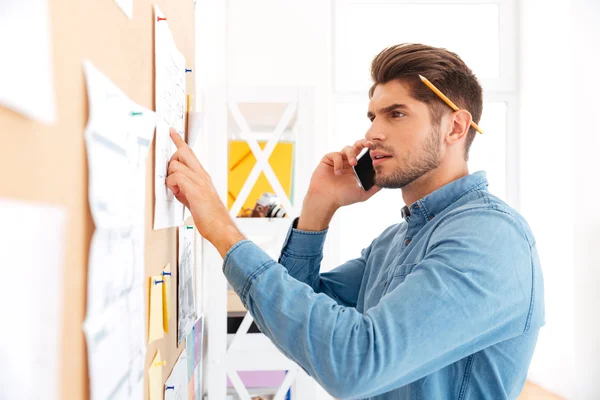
[{"xmin": 202, "ymin": 86, "xmax": 317, "ymax": 400}]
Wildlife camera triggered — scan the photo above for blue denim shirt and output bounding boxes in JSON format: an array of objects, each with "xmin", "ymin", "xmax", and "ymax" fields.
[{"xmin": 224, "ymin": 171, "xmax": 545, "ymax": 399}]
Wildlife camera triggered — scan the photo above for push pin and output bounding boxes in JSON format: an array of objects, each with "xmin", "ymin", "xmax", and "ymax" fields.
[
  {"xmin": 154, "ymin": 279, "xmax": 164, "ymax": 285},
  {"xmin": 131, "ymin": 111, "xmax": 143, "ymax": 116},
  {"xmin": 161, "ymin": 271, "xmax": 172, "ymax": 277},
  {"xmin": 157, "ymin": 16, "xmax": 167, "ymax": 22},
  {"xmin": 185, "ymin": 68, "xmax": 192, "ymax": 73},
  {"xmin": 166, "ymin": 386, "xmax": 175, "ymax": 390}
]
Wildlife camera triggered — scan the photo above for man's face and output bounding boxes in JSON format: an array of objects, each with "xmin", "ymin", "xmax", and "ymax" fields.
[{"xmin": 366, "ymin": 80, "xmax": 443, "ymax": 189}]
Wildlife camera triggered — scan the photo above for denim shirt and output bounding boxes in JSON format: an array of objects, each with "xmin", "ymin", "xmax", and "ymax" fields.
[{"xmin": 224, "ymin": 171, "xmax": 545, "ymax": 400}]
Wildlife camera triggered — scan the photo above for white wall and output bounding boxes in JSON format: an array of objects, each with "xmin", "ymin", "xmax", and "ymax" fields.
[
  {"xmin": 518, "ymin": 0, "xmax": 575, "ymax": 397},
  {"xmin": 572, "ymin": 0, "xmax": 600, "ymax": 398},
  {"xmin": 226, "ymin": 0, "xmax": 332, "ymax": 156},
  {"xmin": 521, "ymin": 0, "xmax": 600, "ymax": 398}
]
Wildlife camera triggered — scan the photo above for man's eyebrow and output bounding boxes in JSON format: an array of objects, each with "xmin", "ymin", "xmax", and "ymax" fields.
[{"xmin": 367, "ymin": 103, "xmax": 411, "ymax": 118}]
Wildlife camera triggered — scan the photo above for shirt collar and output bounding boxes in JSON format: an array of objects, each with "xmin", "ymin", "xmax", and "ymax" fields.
[{"xmin": 403, "ymin": 171, "xmax": 489, "ymax": 222}]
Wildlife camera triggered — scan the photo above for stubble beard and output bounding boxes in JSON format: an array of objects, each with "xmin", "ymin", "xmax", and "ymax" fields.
[{"xmin": 374, "ymin": 128, "xmax": 442, "ymax": 189}]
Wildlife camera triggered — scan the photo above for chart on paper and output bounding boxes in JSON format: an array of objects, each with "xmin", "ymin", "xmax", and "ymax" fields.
[
  {"xmin": 154, "ymin": 5, "xmax": 186, "ymax": 230},
  {"xmin": 178, "ymin": 225, "xmax": 197, "ymax": 345}
]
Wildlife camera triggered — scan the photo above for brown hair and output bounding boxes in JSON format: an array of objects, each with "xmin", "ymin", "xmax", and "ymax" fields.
[{"xmin": 369, "ymin": 43, "xmax": 483, "ymax": 161}]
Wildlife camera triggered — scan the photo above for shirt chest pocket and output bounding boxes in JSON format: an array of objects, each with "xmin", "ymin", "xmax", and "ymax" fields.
[{"xmin": 383, "ymin": 263, "xmax": 417, "ymax": 294}]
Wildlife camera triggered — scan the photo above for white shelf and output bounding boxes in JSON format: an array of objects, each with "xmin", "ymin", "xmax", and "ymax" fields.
[
  {"xmin": 227, "ymin": 332, "xmax": 297, "ymax": 371},
  {"xmin": 202, "ymin": 85, "xmax": 316, "ymax": 400},
  {"xmin": 234, "ymin": 217, "xmax": 292, "ymax": 238}
]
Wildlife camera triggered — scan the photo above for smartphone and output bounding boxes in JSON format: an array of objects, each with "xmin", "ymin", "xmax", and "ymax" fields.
[{"xmin": 352, "ymin": 148, "xmax": 375, "ymax": 191}]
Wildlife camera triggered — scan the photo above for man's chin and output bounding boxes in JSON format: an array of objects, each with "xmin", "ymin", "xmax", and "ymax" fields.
[
  {"xmin": 374, "ymin": 174, "xmax": 403, "ymax": 189},
  {"xmin": 374, "ymin": 171, "xmax": 416, "ymax": 189}
]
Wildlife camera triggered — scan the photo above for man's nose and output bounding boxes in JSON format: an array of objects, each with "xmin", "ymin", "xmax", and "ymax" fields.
[{"xmin": 365, "ymin": 122, "xmax": 386, "ymax": 142}]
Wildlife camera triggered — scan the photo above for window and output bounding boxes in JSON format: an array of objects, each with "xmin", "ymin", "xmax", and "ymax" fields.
[{"xmin": 330, "ymin": 0, "xmax": 518, "ymax": 262}]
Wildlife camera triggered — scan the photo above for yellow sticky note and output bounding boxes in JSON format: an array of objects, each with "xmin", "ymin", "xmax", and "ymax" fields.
[
  {"xmin": 162, "ymin": 264, "xmax": 171, "ymax": 333},
  {"xmin": 148, "ymin": 350, "xmax": 164, "ymax": 400},
  {"xmin": 148, "ymin": 276, "xmax": 164, "ymax": 343},
  {"xmin": 187, "ymin": 94, "xmax": 193, "ymax": 113}
]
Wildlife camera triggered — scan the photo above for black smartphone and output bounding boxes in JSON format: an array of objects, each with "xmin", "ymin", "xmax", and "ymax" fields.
[{"xmin": 352, "ymin": 149, "xmax": 375, "ymax": 191}]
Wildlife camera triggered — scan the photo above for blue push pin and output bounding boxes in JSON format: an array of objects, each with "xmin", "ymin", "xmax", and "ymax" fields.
[
  {"xmin": 185, "ymin": 68, "xmax": 192, "ymax": 73},
  {"xmin": 166, "ymin": 385, "xmax": 175, "ymax": 390},
  {"xmin": 154, "ymin": 279, "xmax": 164, "ymax": 285},
  {"xmin": 162, "ymin": 271, "xmax": 172, "ymax": 277}
]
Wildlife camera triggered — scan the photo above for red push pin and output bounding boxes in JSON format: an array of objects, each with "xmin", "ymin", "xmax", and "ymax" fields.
[{"xmin": 157, "ymin": 16, "xmax": 167, "ymax": 22}]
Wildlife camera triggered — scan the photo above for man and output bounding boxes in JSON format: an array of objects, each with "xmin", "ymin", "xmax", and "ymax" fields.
[{"xmin": 166, "ymin": 44, "xmax": 545, "ymax": 399}]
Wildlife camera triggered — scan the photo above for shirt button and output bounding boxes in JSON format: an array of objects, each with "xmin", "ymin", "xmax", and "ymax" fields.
[{"xmin": 405, "ymin": 239, "xmax": 411, "ymax": 245}]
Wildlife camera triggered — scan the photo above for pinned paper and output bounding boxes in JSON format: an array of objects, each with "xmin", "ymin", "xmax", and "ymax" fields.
[
  {"xmin": 186, "ymin": 316, "xmax": 204, "ymax": 399},
  {"xmin": 148, "ymin": 350, "xmax": 165, "ymax": 400},
  {"xmin": 164, "ymin": 348, "xmax": 188, "ymax": 400},
  {"xmin": 162, "ymin": 263, "xmax": 172, "ymax": 333},
  {"xmin": 148, "ymin": 276, "xmax": 164, "ymax": 343}
]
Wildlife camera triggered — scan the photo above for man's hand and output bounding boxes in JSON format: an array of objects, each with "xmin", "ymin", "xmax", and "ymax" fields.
[
  {"xmin": 298, "ymin": 139, "xmax": 381, "ymax": 231},
  {"xmin": 166, "ymin": 128, "xmax": 245, "ymax": 257}
]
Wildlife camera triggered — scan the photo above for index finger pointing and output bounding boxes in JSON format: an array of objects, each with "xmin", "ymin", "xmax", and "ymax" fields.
[{"xmin": 170, "ymin": 128, "xmax": 186, "ymax": 149}]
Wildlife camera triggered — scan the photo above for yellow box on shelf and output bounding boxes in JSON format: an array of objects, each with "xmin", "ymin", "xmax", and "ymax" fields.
[{"xmin": 227, "ymin": 140, "xmax": 295, "ymax": 215}]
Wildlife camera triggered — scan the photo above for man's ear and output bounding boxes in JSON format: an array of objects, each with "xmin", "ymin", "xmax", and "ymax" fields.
[{"xmin": 445, "ymin": 109, "xmax": 472, "ymax": 145}]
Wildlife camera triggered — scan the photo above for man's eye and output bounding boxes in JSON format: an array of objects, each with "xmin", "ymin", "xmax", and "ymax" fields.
[{"xmin": 391, "ymin": 111, "xmax": 405, "ymax": 118}]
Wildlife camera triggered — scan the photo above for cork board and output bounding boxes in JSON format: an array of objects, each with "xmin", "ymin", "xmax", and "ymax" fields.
[{"xmin": 0, "ymin": 0, "xmax": 195, "ymax": 398}]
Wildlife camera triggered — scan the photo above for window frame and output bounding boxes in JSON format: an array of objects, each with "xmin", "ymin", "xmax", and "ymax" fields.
[{"xmin": 328, "ymin": 0, "xmax": 520, "ymax": 266}]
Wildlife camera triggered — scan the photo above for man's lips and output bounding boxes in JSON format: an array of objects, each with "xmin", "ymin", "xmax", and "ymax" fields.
[
  {"xmin": 372, "ymin": 156, "xmax": 391, "ymax": 166},
  {"xmin": 370, "ymin": 151, "xmax": 392, "ymax": 166}
]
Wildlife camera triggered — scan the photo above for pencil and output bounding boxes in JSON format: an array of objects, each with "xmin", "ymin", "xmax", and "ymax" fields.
[{"xmin": 418, "ymin": 74, "xmax": 483, "ymax": 134}]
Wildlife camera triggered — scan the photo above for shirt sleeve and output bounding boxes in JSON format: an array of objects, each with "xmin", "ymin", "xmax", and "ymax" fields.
[
  {"xmin": 223, "ymin": 208, "xmax": 537, "ymax": 399},
  {"xmin": 276, "ymin": 218, "xmax": 369, "ymax": 307}
]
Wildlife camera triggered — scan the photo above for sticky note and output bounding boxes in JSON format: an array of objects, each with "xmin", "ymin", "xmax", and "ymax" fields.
[
  {"xmin": 148, "ymin": 350, "xmax": 164, "ymax": 400},
  {"xmin": 162, "ymin": 263, "xmax": 171, "ymax": 333},
  {"xmin": 187, "ymin": 94, "xmax": 193, "ymax": 113},
  {"xmin": 149, "ymin": 276, "xmax": 164, "ymax": 343}
]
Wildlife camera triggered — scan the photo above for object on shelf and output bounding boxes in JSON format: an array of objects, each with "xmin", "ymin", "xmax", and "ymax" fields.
[
  {"xmin": 239, "ymin": 192, "xmax": 287, "ymax": 218},
  {"xmin": 226, "ymin": 370, "xmax": 292, "ymax": 399},
  {"xmin": 228, "ymin": 140, "xmax": 295, "ymax": 212}
]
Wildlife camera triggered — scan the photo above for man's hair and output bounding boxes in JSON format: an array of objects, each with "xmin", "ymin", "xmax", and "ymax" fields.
[{"xmin": 369, "ymin": 43, "xmax": 483, "ymax": 161}]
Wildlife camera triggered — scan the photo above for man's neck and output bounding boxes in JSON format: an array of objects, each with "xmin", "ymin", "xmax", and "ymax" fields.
[{"xmin": 401, "ymin": 165, "xmax": 469, "ymax": 207}]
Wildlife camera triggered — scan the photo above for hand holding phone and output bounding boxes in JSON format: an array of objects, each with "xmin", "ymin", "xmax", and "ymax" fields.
[{"xmin": 352, "ymin": 148, "xmax": 375, "ymax": 191}]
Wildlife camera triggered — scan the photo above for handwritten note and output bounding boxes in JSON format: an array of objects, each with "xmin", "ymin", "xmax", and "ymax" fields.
[
  {"xmin": 81, "ymin": 60, "xmax": 155, "ymax": 400},
  {"xmin": 178, "ymin": 225, "xmax": 197, "ymax": 345},
  {"xmin": 153, "ymin": 5, "xmax": 186, "ymax": 230}
]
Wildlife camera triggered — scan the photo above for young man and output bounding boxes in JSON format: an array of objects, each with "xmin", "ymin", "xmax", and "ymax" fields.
[{"xmin": 166, "ymin": 44, "xmax": 545, "ymax": 399}]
